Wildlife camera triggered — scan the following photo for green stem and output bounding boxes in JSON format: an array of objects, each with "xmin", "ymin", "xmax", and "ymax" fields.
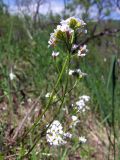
[
  {"xmin": 22, "ymin": 55, "xmax": 69, "ymax": 138},
  {"xmin": 21, "ymin": 52, "xmax": 71, "ymax": 158},
  {"xmin": 107, "ymin": 55, "xmax": 116, "ymax": 160},
  {"xmin": 111, "ymin": 56, "xmax": 116, "ymax": 160}
]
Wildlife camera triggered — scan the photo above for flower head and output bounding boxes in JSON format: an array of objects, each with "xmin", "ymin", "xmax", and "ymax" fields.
[
  {"xmin": 79, "ymin": 95, "xmax": 90, "ymax": 102},
  {"xmin": 63, "ymin": 132, "xmax": 72, "ymax": 139},
  {"xmin": 45, "ymin": 92, "xmax": 51, "ymax": 98},
  {"xmin": 76, "ymin": 95, "xmax": 90, "ymax": 112},
  {"xmin": 78, "ymin": 45, "xmax": 88, "ymax": 57},
  {"xmin": 69, "ymin": 69, "xmax": 74, "ymax": 75},
  {"xmin": 45, "ymin": 92, "xmax": 57, "ymax": 100},
  {"xmin": 48, "ymin": 17, "xmax": 86, "ymax": 49},
  {"xmin": 76, "ymin": 99, "xmax": 85, "ymax": 111},
  {"xmin": 9, "ymin": 71, "xmax": 16, "ymax": 80},
  {"xmin": 48, "ymin": 33, "xmax": 57, "ymax": 47},
  {"xmin": 70, "ymin": 115, "xmax": 80, "ymax": 128},
  {"xmin": 46, "ymin": 120, "xmax": 66, "ymax": 146},
  {"xmin": 72, "ymin": 44, "xmax": 78, "ymax": 50},
  {"xmin": 46, "ymin": 120, "xmax": 72, "ymax": 146},
  {"xmin": 48, "ymin": 23, "xmax": 74, "ymax": 48},
  {"xmin": 79, "ymin": 136, "xmax": 87, "ymax": 143},
  {"xmin": 61, "ymin": 17, "xmax": 86, "ymax": 30},
  {"xmin": 52, "ymin": 51, "xmax": 59, "ymax": 58},
  {"xmin": 69, "ymin": 69, "xmax": 87, "ymax": 78}
]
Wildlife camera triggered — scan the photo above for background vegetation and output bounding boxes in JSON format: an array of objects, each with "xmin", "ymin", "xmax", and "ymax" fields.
[{"xmin": 0, "ymin": 0, "xmax": 120, "ymax": 159}]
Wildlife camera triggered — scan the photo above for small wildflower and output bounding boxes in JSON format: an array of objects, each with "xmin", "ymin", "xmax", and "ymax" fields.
[
  {"xmin": 56, "ymin": 24, "xmax": 74, "ymax": 34},
  {"xmin": 41, "ymin": 153, "xmax": 52, "ymax": 156},
  {"xmin": 79, "ymin": 95, "xmax": 90, "ymax": 102},
  {"xmin": 52, "ymin": 51, "xmax": 59, "ymax": 58},
  {"xmin": 69, "ymin": 69, "xmax": 87, "ymax": 78},
  {"xmin": 60, "ymin": 17, "xmax": 86, "ymax": 29},
  {"xmin": 46, "ymin": 120, "xmax": 71, "ymax": 146},
  {"xmin": 72, "ymin": 115, "xmax": 78, "ymax": 122},
  {"xmin": 9, "ymin": 71, "xmax": 16, "ymax": 80},
  {"xmin": 76, "ymin": 69, "xmax": 87, "ymax": 78},
  {"xmin": 48, "ymin": 23, "xmax": 74, "ymax": 47},
  {"xmin": 45, "ymin": 92, "xmax": 57, "ymax": 100},
  {"xmin": 48, "ymin": 17, "xmax": 86, "ymax": 48},
  {"xmin": 79, "ymin": 136, "xmax": 87, "ymax": 143},
  {"xmin": 45, "ymin": 92, "xmax": 51, "ymax": 98},
  {"xmin": 63, "ymin": 132, "xmax": 72, "ymax": 139},
  {"xmin": 117, "ymin": 58, "xmax": 120, "ymax": 64},
  {"xmin": 78, "ymin": 45, "xmax": 88, "ymax": 57},
  {"xmin": 48, "ymin": 33, "xmax": 56, "ymax": 47},
  {"xmin": 84, "ymin": 29, "xmax": 87, "ymax": 34},
  {"xmin": 104, "ymin": 58, "xmax": 107, "ymax": 62},
  {"xmin": 76, "ymin": 99, "xmax": 85, "ymax": 111},
  {"xmin": 69, "ymin": 69, "xmax": 74, "ymax": 75},
  {"xmin": 70, "ymin": 115, "xmax": 80, "ymax": 128},
  {"xmin": 72, "ymin": 44, "xmax": 78, "ymax": 50},
  {"xmin": 76, "ymin": 95, "xmax": 90, "ymax": 112}
]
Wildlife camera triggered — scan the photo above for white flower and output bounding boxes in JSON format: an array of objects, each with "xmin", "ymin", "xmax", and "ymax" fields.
[
  {"xmin": 79, "ymin": 95, "xmax": 90, "ymax": 102},
  {"xmin": 63, "ymin": 132, "xmax": 72, "ymax": 139},
  {"xmin": 72, "ymin": 115, "xmax": 78, "ymax": 121},
  {"xmin": 78, "ymin": 45, "xmax": 88, "ymax": 57},
  {"xmin": 70, "ymin": 115, "xmax": 80, "ymax": 128},
  {"xmin": 69, "ymin": 69, "xmax": 74, "ymax": 75},
  {"xmin": 78, "ymin": 51, "xmax": 86, "ymax": 57},
  {"xmin": 72, "ymin": 44, "xmax": 78, "ymax": 50},
  {"xmin": 48, "ymin": 23, "xmax": 74, "ymax": 47},
  {"xmin": 76, "ymin": 69, "xmax": 87, "ymax": 77},
  {"xmin": 82, "ymin": 45, "xmax": 88, "ymax": 51},
  {"xmin": 45, "ymin": 92, "xmax": 51, "ymax": 98},
  {"xmin": 52, "ymin": 51, "xmax": 59, "ymax": 57},
  {"xmin": 46, "ymin": 120, "xmax": 69, "ymax": 146},
  {"xmin": 76, "ymin": 95, "xmax": 90, "ymax": 112},
  {"xmin": 68, "ymin": 69, "xmax": 87, "ymax": 77},
  {"xmin": 56, "ymin": 24, "xmax": 74, "ymax": 34},
  {"xmin": 79, "ymin": 136, "xmax": 87, "ymax": 143},
  {"xmin": 104, "ymin": 58, "xmax": 107, "ymax": 62},
  {"xmin": 117, "ymin": 58, "xmax": 120, "ymax": 64},
  {"xmin": 9, "ymin": 71, "xmax": 16, "ymax": 80},
  {"xmin": 48, "ymin": 33, "xmax": 56, "ymax": 47},
  {"xmin": 60, "ymin": 17, "xmax": 86, "ymax": 26},
  {"xmin": 84, "ymin": 30, "xmax": 87, "ymax": 34},
  {"xmin": 76, "ymin": 99, "xmax": 85, "ymax": 110},
  {"xmin": 48, "ymin": 17, "xmax": 86, "ymax": 47},
  {"xmin": 45, "ymin": 92, "xmax": 57, "ymax": 101}
]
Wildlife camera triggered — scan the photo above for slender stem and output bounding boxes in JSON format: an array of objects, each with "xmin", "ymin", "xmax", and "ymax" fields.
[
  {"xmin": 21, "ymin": 51, "xmax": 71, "ymax": 158},
  {"xmin": 111, "ymin": 56, "xmax": 116, "ymax": 160},
  {"xmin": 22, "ymin": 55, "xmax": 69, "ymax": 139},
  {"xmin": 55, "ymin": 51, "xmax": 71, "ymax": 117}
]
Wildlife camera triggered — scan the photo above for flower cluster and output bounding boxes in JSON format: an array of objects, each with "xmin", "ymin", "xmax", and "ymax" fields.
[
  {"xmin": 52, "ymin": 51, "xmax": 59, "ymax": 58},
  {"xmin": 48, "ymin": 17, "xmax": 87, "ymax": 57},
  {"xmin": 46, "ymin": 17, "xmax": 89, "ymax": 147},
  {"xmin": 46, "ymin": 120, "xmax": 72, "ymax": 146},
  {"xmin": 60, "ymin": 17, "xmax": 86, "ymax": 29},
  {"xmin": 9, "ymin": 70, "xmax": 16, "ymax": 81},
  {"xmin": 69, "ymin": 69, "xmax": 87, "ymax": 77},
  {"xmin": 45, "ymin": 92, "xmax": 51, "ymax": 98},
  {"xmin": 70, "ymin": 115, "xmax": 80, "ymax": 128},
  {"xmin": 76, "ymin": 95, "xmax": 90, "ymax": 112},
  {"xmin": 45, "ymin": 92, "xmax": 57, "ymax": 100},
  {"xmin": 79, "ymin": 136, "xmax": 87, "ymax": 143},
  {"xmin": 48, "ymin": 21, "xmax": 74, "ymax": 48},
  {"xmin": 77, "ymin": 45, "xmax": 88, "ymax": 57}
]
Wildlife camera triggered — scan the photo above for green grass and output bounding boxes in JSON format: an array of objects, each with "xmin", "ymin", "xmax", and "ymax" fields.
[{"xmin": 0, "ymin": 14, "xmax": 120, "ymax": 160}]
